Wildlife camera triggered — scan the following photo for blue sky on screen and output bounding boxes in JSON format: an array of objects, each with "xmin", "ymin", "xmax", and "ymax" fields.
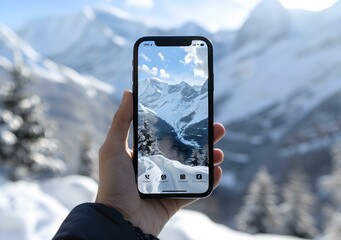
[{"xmin": 138, "ymin": 43, "xmax": 208, "ymax": 86}]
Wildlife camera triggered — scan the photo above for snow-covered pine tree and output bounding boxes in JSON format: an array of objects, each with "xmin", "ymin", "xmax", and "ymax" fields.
[
  {"xmin": 188, "ymin": 149, "xmax": 200, "ymax": 166},
  {"xmin": 236, "ymin": 166, "xmax": 284, "ymax": 234},
  {"xmin": 321, "ymin": 212, "xmax": 341, "ymax": 240},
  {"xmin": 138, "ymin": 119, "xmax": 158, "ymax": 156},
  {"xmin": 0, "ymin": 71, "xmax": 21, "ymax": 164},
  {"xmin": 78, "ymin": 132, "xmax": 98, "ymax": 180},
  {"xmin": 1, "ymin": 62, "xmax": 65, "ymax": 181},
  {"xmin": 319, "ymin": 142, "xmax": 341, "ymax": 239},
  {"xmin": 322, "ymin": 142, "xmax": 341, "ymax": 206},
  {"xmin": 280, "ymin": 169, "xmax": 318, "ymax": 238},
  {"xmin": 0, "ymin": 109, "xmax": 21, "ymax": 164},
  {"xmin": 200, "ymin": 146, "xmax": 209, "ymax": 166}
]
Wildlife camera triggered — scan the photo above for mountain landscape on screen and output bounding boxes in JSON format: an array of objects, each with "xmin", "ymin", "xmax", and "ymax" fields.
[
  {"xmin": 138, "ymin": 77, "xmax": 208, "ymax": 162},
  {"xmin": 1, "ymin": 0, "xmax": 341, "ymax": 234}
]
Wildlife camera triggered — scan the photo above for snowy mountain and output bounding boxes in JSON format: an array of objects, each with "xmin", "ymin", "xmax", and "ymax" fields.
[
  {"xmin": 0, "ymin": 24, "xmax": 116, "ymax": 171},
  {"xmin": 234, "ymin": 0, "xmax": 289, "ymax": 50},
  {"xmin": 138, "ymin": 77, "xmax": 209, "ymax": 164},
  {"xmin": 17, "ymin": 6, "xmax": 156, "ymax": 94},
  {"xmin": 17, "ymin": 6, "xmax": 231, "ymax": 95},
  {"xmin": 4, "ymin": 0, "xmax": 341, "ymax": 233},
  {"xmin": 139, "ymin": 77, "xmax": 207, "ymax": 135},
  {"xmin": 209, "ymin": 0, "xmax": 341, "ymax": 227}
]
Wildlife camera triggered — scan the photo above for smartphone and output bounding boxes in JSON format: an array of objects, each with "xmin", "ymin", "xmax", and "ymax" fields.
[{"xmin": 133, "ymin": 36, "xmax": 213, "ymax": 198}]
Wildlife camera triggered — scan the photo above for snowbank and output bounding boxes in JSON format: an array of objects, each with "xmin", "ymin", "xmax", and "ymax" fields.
[
  {"xmin": 0, "ymin": 175, "xmax": 97, "ymax": 240},
  {"xmin": 160, "ymin": 210, "xmax": 306, "ymax": 240},
  {"xmin": 0, "ymin": 175, "xmax": 307, "ymax": 240}
]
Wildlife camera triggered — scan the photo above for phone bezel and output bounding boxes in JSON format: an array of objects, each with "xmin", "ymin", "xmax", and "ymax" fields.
[{"xmin": 133, "ymin": 36, "xmax": 214, "ymax": 198}]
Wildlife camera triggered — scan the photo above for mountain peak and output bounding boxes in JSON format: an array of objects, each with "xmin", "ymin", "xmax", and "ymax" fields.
[
  {"xmin": 93, "ymin": 4, "xmax": 133, "ymax": 21},
  {"xmin": 235, "ymin": 0, "xmax": 288, "ymax": 49},
  {"xmin": 178, "ymin": 80, "xmax": 190, "ymax": 87}
]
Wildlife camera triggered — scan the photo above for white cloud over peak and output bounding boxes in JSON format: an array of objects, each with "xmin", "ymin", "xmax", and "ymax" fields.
[
  {"xmin": 159, "ymin": 69, "xmax": 170, "ymax": 78},
  {"xmin": 139, "ymin": 64, "xmax": 158, "ymax": 76}
]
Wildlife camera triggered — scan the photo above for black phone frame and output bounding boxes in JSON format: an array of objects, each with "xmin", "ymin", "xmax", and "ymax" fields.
[{"xmin": 133, "ymin": 36, "xmax": 214, "ymax": 198}]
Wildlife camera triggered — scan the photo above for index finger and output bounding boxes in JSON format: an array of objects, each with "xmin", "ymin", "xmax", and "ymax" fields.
[{"xmin": 213, "ymin": 123, "xmax": 225, "ymax": 144}]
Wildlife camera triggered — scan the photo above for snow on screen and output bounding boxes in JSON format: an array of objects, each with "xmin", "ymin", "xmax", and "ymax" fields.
[{"xmin": 137, "ymin": 40, "xmax": 210, "ymax": 194}]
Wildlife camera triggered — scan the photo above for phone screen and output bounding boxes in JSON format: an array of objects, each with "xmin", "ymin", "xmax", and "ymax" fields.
[{"xmin": 134, "ymin": 37, "xmax": 213, "ymax": 197}]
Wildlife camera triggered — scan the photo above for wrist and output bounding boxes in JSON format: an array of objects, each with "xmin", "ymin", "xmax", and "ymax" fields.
[{"xmin": 95, "ymin": 197, "xmax": 158, "ymax": 235}]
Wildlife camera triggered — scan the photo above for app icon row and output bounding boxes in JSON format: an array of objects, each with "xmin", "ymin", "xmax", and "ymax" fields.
[{"xmin": 144, "ymin": 173, "xmax": 203, "ymax": 180}]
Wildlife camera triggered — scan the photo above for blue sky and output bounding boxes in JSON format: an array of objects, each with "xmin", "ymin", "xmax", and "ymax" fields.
[
  {"xmin": 138, "ymin": 41, "xmax": 208, "ymax": 86},
  {"xmin": 0, "ymin": 0, "xmax": 339, "ymax": 32},
  {"xmin": 0, "ymin": 0, "xmax": 252, "ymax": 31}
]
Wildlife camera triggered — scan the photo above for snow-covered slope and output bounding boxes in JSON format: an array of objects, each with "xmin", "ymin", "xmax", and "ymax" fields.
[
  {"xmin": 139, "ymin": 77, "xmax": 207, "ymax": 134},
  {"xmin": 213, "ymin": 0, "xmax": 341, "ymax": 132},
  {"xmin": 17, "ymin": 6, "xmax": 150, "ymax": 93},
  {"xmin": 0, "ymin": 175, "xmax": 306, "ymax": 240},
  {"xmin": 0, "ymin": 24, "xmax": 116, "ymax": 171},
  {"xmin": 234, "ymin": 0, "xmax": 289, "ymax": 50},
  {"xmin": 17, "ymin": 6, "xmax": 231, "ymax": 95},
  {"xmin": 160, "ymin": 210, "xmax": 306, "ymax": 240},
  {"xmin": 0, "ymin": 24, "xmax": 114, "ymax": 95},
  {"xmin": 0, "ymin": 175, "xmax": 96, "ymax": 240}
]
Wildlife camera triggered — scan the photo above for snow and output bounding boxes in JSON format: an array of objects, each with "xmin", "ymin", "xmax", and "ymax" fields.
[
  {"xmin": 213, "ymin": 1, "xmax": 341, "ymax": 127},
  {"xmin": 38, "ymin": 175, "xmax": 97, "ymax": 210},
  {"xmin": 0, "ymin": 175, "xmax": 96, "ymax": 240},
  {"xmin": 159, "ymin": 209, "xmax": 306, "ymax": 240},
  {"xmin": 235, "ymin": 0, "xmax": 289, "ymax": 50},
  {"xmin": 138, "ymin": 155, "xmax": 208, "ymax": 194},
  {"xmin": 0, "ymin": 129, "xmax": 16, "ymax": 145},
  {"xmin": 138, "ymin": 77, "xmax": 208, "ymax": 141},
  {"xmin": 95, "ymin": 4, "xmax": 134, "ymax": 22},
  {"xmin": 0, "ymin": 24, "xmax": 114, "ymax": 96},
  {"xmin": 0, "ymin": 174, "xmax": 308, "ymax": 240}
]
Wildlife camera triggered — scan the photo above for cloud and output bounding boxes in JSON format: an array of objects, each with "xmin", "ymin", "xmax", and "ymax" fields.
[
  {"xmin": 139, "ymin": 53, "xmax": 151, "ymax": 62},
  {"xmin": 183, "ymin": 47, "xmax": 208, "ymax": 78},
  {"xmin": 126, "ymin": 0, "xmax": 153, "ymax": 9},
  {"xmin": 159, "ymin": 69, "xmax": 170, "ymax": 78},
  {"xmin": 158, "ymin": 52, "xmax": 166, "ymax": 61},
  {"xmin": 138, "ymin": 64, "xmax": 158, "ymax": 76}
]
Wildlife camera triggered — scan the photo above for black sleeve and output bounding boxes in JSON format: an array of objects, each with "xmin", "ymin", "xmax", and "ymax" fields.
[{"xmin": 53, "ymin": 203, "xmax": 157, "ymax": 240}]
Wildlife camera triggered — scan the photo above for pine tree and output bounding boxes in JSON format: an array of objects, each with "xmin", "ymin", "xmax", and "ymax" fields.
[
  {"xmin": 322, "ymin": 142, "xmax": 341, "ymax": 207},
  {"xmin": 319, "ymin": 142, "xmax": 341, "ymax": 238},
  {"xmin": 280, "ymin": 169, "xmax": 318, "ymax": 238},
  {"xmin": 188, "ymin": 149, "xmax": 200, "ymax": 166},
  {"xmin": 236, "ymin": 167, "xmax": 284, "ymax": 234},
  {"xmin": 0, "ymin": 109, "xmax": 21, "ymax": 163},
  {"xmin": 188, "ymin": 147, "xmax": 208, "ymax": 166},
  {"xmin": 0, "ymin": 62, "xmax": 65, "ymax": 181},
  {"xmin": 322, "ymin": 212, "xmax": 341, "ymax": 240},
  {"xmin": 138, "ymin": 119, "xmax": 158, "ymax": 156},
  {"xmin": 200, "ymin": 146, "xmax": 209, "ymax": 166},
  {"xmin": 78, "ymin": 132, "xmax": 97, "ymax": 180}
]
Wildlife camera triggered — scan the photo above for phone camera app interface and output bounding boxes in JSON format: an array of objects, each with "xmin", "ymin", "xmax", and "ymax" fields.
[{"xmin": 137, "ymin": 39, "xmax": 209, "ymax": 194}]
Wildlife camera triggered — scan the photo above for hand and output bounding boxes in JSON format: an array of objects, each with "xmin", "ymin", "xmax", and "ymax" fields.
[{"xmin": 96, "ymin": 90, "xmax": 225, "ymax": 236}]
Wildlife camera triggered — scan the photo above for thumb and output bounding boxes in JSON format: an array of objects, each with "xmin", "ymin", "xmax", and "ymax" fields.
[{"xmin": 105, "ymin": 90, "xmax": 133, "ymax": 149}]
